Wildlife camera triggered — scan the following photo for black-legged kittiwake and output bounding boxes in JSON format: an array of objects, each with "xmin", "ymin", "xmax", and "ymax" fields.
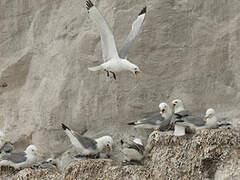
[
  {"xmin": 86, "ymin": 0, "xmax": 146, "ymax": 79},
  {"xmin": 121, "ymin": 138, "xmax": 145, "ymax": 165},
  {"xmin": 128, "ymin": 102, "xmax": 172, "ymax": 130},
  {"xmin": 171, "ymin": 99, "xmax": 205, "ymax": 136},
  {"xmin": 194, "ymin": 108, "xmax": 218, "ymax": 129},
  {"xmin": 198, "ymin": 108, "xmax": 232, "ymax": 129},
  {"xmin": 61, "ymin": 123, "xmax": 113, "ymax": 158},
  {"xmin": 0, "ymin": 145, "xmax": 39, "ymax": 169}
]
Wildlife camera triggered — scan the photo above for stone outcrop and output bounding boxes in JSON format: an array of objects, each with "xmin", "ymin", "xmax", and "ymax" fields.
[{"xmin": 1, "ymin": 129, "xmax": 238, "ymax": 179}]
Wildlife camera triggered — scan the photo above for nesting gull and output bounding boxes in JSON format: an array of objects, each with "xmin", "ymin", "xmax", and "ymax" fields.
[
  {"xmin": 62, "ymin": 123, "xmax": 113, "ymax": 158},
  {"xmin": 172, "ymin": 99, "xmax": 206, "ymax": 136},
  {"xmin": 121, "ymin": 138, "xmax": 145, "ymax": 165},
  {"xmin": 0, "ymin": 145, "xmax": 39, "ymax": 169},
  {"xmin": 128, "ymin": 102, "xmax": 172, "ymax": 130},
  {"xmin": 86, "ymin": 0, "xmax": 146, "ymax": 79}
]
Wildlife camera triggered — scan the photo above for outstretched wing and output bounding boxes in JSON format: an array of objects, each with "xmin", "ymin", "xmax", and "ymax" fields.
[
  {"xmin": 119, "ymin": 7, "xmax": 146, "ymax": 59},
  {"xmin": 86, "ymin": 0, "xmax": 119, "ymax": 61}
]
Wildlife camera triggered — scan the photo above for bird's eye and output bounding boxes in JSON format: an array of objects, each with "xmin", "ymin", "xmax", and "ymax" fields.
[{"xmin": 134, "ymin": 68, "xmax": 137, "ymax": 70}]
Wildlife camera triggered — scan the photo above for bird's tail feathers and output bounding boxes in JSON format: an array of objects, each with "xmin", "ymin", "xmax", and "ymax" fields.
[
  {"xmin": 88, "ymin": 65, "xmax": 102, "ymax": 71},
  {"xmin": 128, "ymin": 122, "xmax": 136, "ymax": 125}
]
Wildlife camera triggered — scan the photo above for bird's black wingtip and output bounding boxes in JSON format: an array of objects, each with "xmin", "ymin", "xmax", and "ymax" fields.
[
  {"xmin": 127, "ymin": 122, "xmax": 136, "ymax": 125},
  {"xmin": 175, "ymin": 120, "xmax": 184, "ymax": 123},
  {"xmin": 86, "ymin": 0, "xmax": 94, "ymax": 11},
  {"xmin": 138, "ymin": 6, "xmax": 147, "ymax": 16},
  {"xmin": 61, "ymin": 123, "xmax": 70, "ymax": 131}
]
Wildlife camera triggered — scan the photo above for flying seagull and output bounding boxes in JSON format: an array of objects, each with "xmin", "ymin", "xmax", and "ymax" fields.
[
  {"xmin": 121, "ymin": 138, "xmax": 145, "ymax": 165},
  {"xmin": 86, "ymin": 0, "xmax": 146, "ymax": 79},
  {"xmin": 61, "ymin": 123, "xmax": 113, "ymax": 158},
  {"xmin": 0, "ymin": 145, "xmax": 39, "ymax": 169},
  {"xmin": 128, "ymin": 102, "xmax": 172, "ymax": 131},
  {"xmin": 171, "ymin": 99, "xmax": 206, "ymax": 136}
]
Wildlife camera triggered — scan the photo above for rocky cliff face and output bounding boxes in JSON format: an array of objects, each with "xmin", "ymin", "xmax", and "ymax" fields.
[
  {"xmin": 0, "ymin": 0, "xmax": 240, "ymax": 171},
  {"xmin": 0, "ymin": 129, "xmax": 239, "ymax": 179}
]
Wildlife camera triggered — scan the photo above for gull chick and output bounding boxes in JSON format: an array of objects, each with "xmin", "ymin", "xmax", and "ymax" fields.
[
  {"xmin": 62, "ymin": 123, "xmax": 113, "ymax": 158},
  {"xmin": 86, "ymin": 0, "xmax": 146, "ymax": 79},
  {"xmin": 128, "ymin": 102, "xmax": 172, "ymax": 130},
  {"xmin": 0, "ymin": 145, "xmax": 39, "ymax": 169},
  {"xmin": 121, "ymin": 138, "xmax": 145, "ymax": 165}
]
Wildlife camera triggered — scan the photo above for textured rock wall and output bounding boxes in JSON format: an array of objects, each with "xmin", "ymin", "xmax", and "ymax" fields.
[
  {"xmin": 1, "ymin": 129, "xmax": 239, "ymax": 179},
  {"xmin": 0, "ymin": 0, "xmax": 240, "ymax": 158}
]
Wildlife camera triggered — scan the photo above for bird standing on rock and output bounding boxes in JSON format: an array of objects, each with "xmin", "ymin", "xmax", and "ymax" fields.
[{"xmin": 61, "ymin": 123, "xmax": 113, "ymax": 158}]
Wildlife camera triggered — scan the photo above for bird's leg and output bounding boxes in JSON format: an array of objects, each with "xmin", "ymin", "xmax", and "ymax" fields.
[
  {"xmin": 104, "ymin": 69, "xmax": 109, "ymax": 77},
  {"xmin": 110, "ymin": 71, "xmax": 116, "ymax": 80}
]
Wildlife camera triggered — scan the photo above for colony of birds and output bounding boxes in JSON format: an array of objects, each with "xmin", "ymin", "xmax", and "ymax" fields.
[{"xmin": 0, "ymin": 0, "xmax": 233, "ymax": 173}]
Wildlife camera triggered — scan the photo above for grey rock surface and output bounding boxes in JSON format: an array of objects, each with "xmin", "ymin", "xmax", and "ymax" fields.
[{"xmin": 0, "ymin": 0, "xmax": 240, "ymax": 164}]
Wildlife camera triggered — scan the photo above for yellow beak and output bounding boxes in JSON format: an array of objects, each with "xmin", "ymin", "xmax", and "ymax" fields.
[
  {"xmin": 135, "ymin": 70, "xmax": 142, "ymax": 79},
  {"xmin": 106, "ymin": 144, "xmax": 112, "ymax": 152},
  {"xmin": 34, "ymin": 152, "xmax": 39, "ymax": 156},
  {"xmin": 204, "ymin": 115, "xmax": 209, "ymax": 120},
  {"xmin": 1, "ymin": 138, "xmax": 6, "ymax": 143}
]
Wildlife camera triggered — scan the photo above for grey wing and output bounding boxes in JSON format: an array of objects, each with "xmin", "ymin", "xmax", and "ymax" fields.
[
  {"xmin": 1, "ymin": 152, "xmax": 27, "ymax": 164},
  {"xmin": 86, "ymin": 0, "xmax": 119, "ymax": 62},
  {"xmin": 128, "ymin": 143, "xmax": 145, "ymax": 155},
  {"xmin": 119, "ymin": 7, "xmax": 146, "ymax": 59},
  {"xmin": 73, "ymin": 132, "xmax": 97, "ymax": 150},
  {"xmin": 138, "ymin": 112, "xmax": 165, "ymax": 125},
  {"xmin": 184, "ymin": 116, "xmax": 206, "ymax": 127}
]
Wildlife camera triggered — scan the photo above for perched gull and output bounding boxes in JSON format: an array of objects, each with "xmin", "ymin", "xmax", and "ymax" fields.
[
  {"xmin": 194, "ymin": 108, "xmax": 218, "ymax": 130},
  {"xmin": 61, "ymin": 123, "xmax": 113, "ymax": 158},
  {"xmin": 86, "ymin": 0, "xmax": 146, "ymax": 79},
  {"xmin": 0, "ymin": 145, "xmax": 39, "ymax": 169},
  {"xmin": 197, "ymin": 108, "xmax": 232, "ymax": 129},
  {"xmin": 31, "ymin": 158, "xmax": 57, "ymax": 169},
  {"xmin": 128, "ymin": 102, "xmax": 172, "ymax": 130},
  {"xmin": 172, "ymin": 99, "xmax": 205, "ymax": 136},
  {"xmin": 121, "ymin": 138, "xmax": 145, "ymax": 165}
]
